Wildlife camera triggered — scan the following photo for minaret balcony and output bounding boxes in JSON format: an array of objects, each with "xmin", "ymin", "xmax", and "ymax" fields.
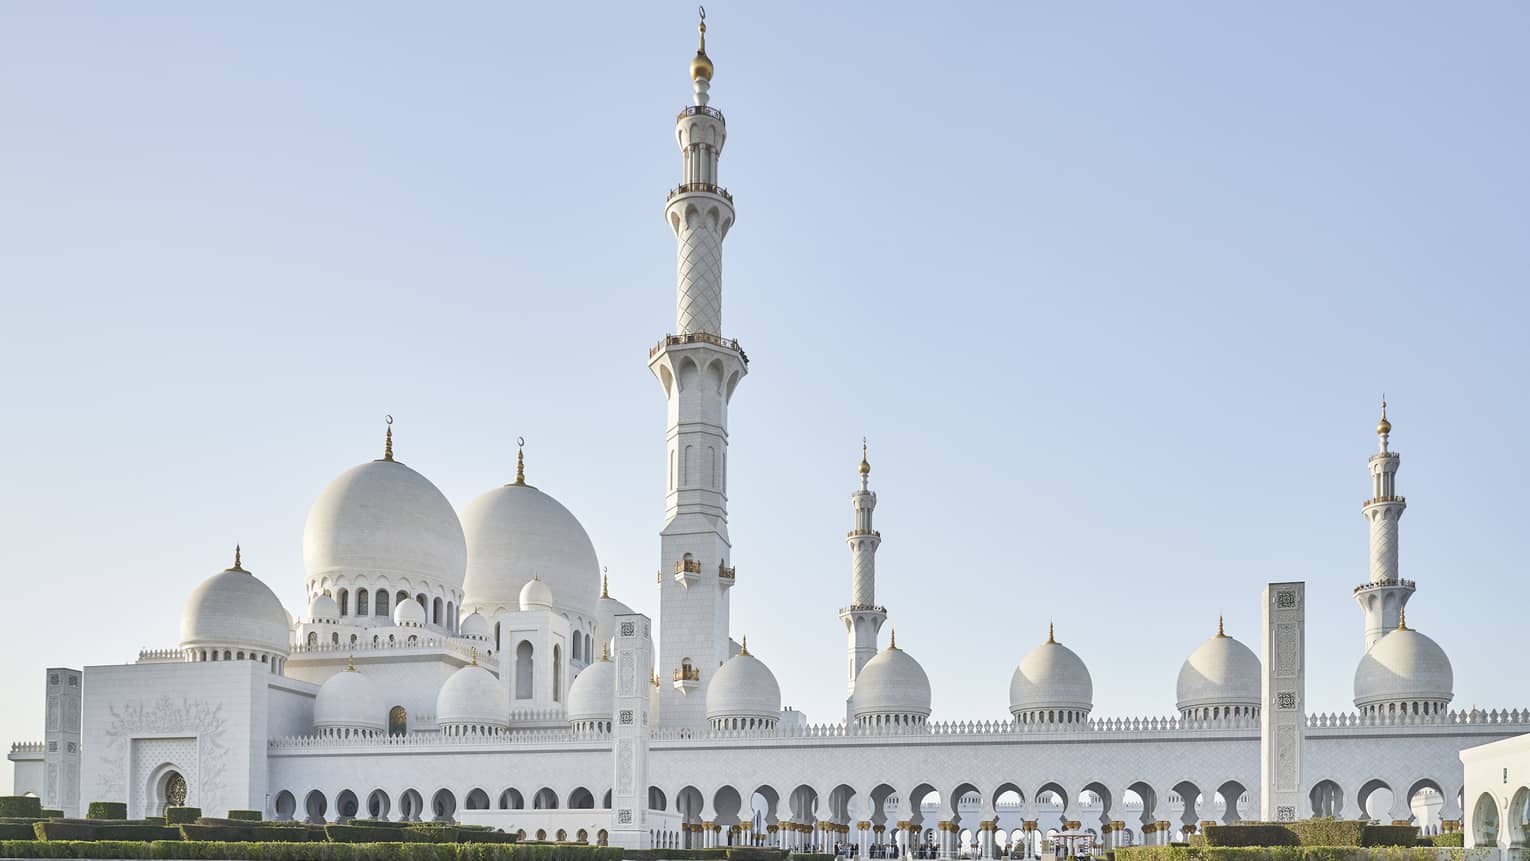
[
  {"xmin": 667, "ymin": 182, "xmax": 733, "ymax": 204},
  {"xmin": 1362, "ymin": 495, "xmax": 1406, "ymax": 508},
  {"xmin": 718, "ymin": 564, "xmax": 736, "ymax": 588},
  {"xmin": 677, "ymin": 105, "xmax": 725, "ymax": 122},
  {"xmin": 673, "ymin": 666, "xmax": 701, "ymax": 694},
  {"xmin": 649, "ymin": 333, "xmax": 748, "ymax": 365},
  {"xmin": 674, "ymin": 559, "xmax": 702, "ymax": 589},
  {"xmin": 846, "ymin": 529, "xmax": 881, "ymax": 539},
  {"xmin": 1353, "ymin": 578, "xmax": 1416, "ymax": 595}
]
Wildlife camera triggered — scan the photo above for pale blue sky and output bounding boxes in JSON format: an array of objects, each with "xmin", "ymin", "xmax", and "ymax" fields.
[{"xmin": 2, "ymin": 2, "xmax": 1528, "ymax": 752}]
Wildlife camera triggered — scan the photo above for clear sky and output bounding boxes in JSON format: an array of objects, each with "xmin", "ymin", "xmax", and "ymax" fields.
[{"xmin": 2, "ymin": 2, "xmax": 1527, "ymax": 753}]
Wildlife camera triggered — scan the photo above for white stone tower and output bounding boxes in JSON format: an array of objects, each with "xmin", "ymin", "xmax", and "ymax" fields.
[
  {"xmin": 43, "ymin": 667, "xmax": 82, "ymax": 817},
  {"xmin": 608, "ymin": 611, "xmax": 655, "ymax": 849},
  {"xmin": 649, "ymin": 9, "xmax": 746, "ymax": 731},
  {"xmin": 840, "ymin": 442, "xmax": 886, "ymax": 715},
  {"xmin": 1353, "ymin": 400, "xmax": 1413, "ymax": 650}
]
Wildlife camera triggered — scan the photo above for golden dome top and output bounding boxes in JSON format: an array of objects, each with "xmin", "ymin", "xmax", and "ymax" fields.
[
  {"xmin": 690, "ymin": 9, "xmax": 714, "ymax": 81},
  {"xmin": 1377, "ymin": 399, "xmax": 1391, "ymax": 436},
  {"xmin": 859, "ymin": 439, "xmax": 870, "ymax": 476}
]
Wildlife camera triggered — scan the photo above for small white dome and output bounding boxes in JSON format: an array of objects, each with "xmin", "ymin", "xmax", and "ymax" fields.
[
  {"xmin": 707, "ymin": 646, "xmax": 782, "ymax": 725},
  {"xmin": 853, "ymin": 642, "xmax": 932, "ymax": 720},
  {"xmin": 567, "ymin": 655, "xmax": 615, "ymax": 724},
  {"xmin": 392, "ymin": 596, "xmax": 426, "ymax": 628},
  {"xmin": 462, "ymin": 481, "xmax": 599, "ymax": 620},
  {"xmin": 1354, "ymin": 625, "xmax": 1454, "ymax": 709},
  {"xmin": 314, "ymin": 666, "xmax": 385, "ymax": 732},
  {"xmin": 308, "ymin": 593, "xmax": 340, "ymax": 624},
  {"xmin": 303, "ymin": 457, "xmax": 467, "ymax": 591},
  {"xmin": 1176, "ymin": 627, "xmax": 1261, "ymax": 714},
  {"xmin": 436, "ymin": 663, "xmax": 507, "ymax": 729},
  {"xmin": 519, "ymin": 577, "xmax": 554, "ymax": 611},
  {"xmin": 459, "ymin": 611, "xmax": 492, "ymax": 639},
  {"xmin": 180, "ymin": 557, "xmax": 291, "ymax": 656},
  {"xmin": 1009, "ymin": 630, "xmax": 1093, "ymax": 717}
]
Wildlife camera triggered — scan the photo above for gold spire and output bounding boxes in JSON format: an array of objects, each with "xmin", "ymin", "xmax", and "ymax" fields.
[
  {"xmin": 1047, "ymin": 621, "xmax": 1056, "ymax": 644},
  {"xmin": 383, "ymin": 415, "xmax": 394, "ymax": 461},
  {"xmin": 1377, "ymin": 397, "xmax": 1391, "ymax": 437},
  {"xmin": 859, "ymin": 438, "xmax": 871, "ymax": 477},
  {"xmin": 232, "ymin": 545, "xmax": 244, "ymax": 571},
  {"xmin": 601, "ymin": 568, "xmax": 609, "ymax": 599},
  {"xmin": 513, "ymin": 436, "xmax": 526, "ymax": 485},
  {"xmin": 1397, "ymin": 607, "xmax": 1408, "ymax": 631},
  {"xmin": 889, "ymin": 629, "xmax": 897, "ymax": 650},
  {"xmin": 690, "ymin": 6, "xmax": 714, "ymax": 81},
  {"xmin": 1217, "ymin": 615, "xmax": 1226, "ymax": 638},
  {"xmin": 470, "ymin": 646, "xmax": 479, "ymax": 666},
  {"xmin": 739, "ymin": 636, "xmax": 750, "ymax": 657},
  {"xmin": 346, "ymin": 653, "xmax": 356, "ymax": 672}
]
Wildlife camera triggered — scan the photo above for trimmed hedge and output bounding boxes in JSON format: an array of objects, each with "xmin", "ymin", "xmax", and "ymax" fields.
[
  {"xmin": 84, "ymin": 803, "xmax": 127, "ymax": 821},
  {"xmin": 165, "ymin": 808, "xmax": 202, "ymax": 825},
  {"xmin": 179, "ymin": 824, "xmax": 319, "ymax": 843},
  {"xmin": 41, "ymin": 810, "xmax": 64, "ymax": 819},
  {"xmin": 1117, "ymin": 848, "xmax": 1480, "ymax": 861},
  {"xmin": 620, "ymin": 851, "xmax": 727, "ymax": 861},
  {"xmin": 1, "ymin": 822, "xmax": 39, "ymax": 839},
  {"xmin": 228, "ymin": 810, "xmax": 264, "ymax": 822},
  {"xmin": 0, "ymin": 797, "xmax": 45, "ymax": 818},
  {"xmin": 1419, "ymin": 834, "xmax": 1463, "ymax": 848},
  {"xmin": 0, "ymin": 841, "xmax": 615, "ymax": 859},
  {"xmin": 727, "ymin": 851, "xmax": 788, "ymax": 861},
  {"xmin": 1204, "ymin": 823, "xmax": 1419, "ymax": 849},
  {"xmin": 789, "ymin": 855, "xmax": 836, "ymax": 861},
  {"xmin": 33, "ymin": 821, "xmax": 182, "ymax": 842},
  {"xmin": 143, "ymin": 818, "xmax": 167, "ymax": 826}
]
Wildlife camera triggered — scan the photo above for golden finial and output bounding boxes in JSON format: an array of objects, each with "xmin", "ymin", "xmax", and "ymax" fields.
[
  {"xmin": 1047, "ymin": 621, "xmax": 1056, "ymax": 644},
  {"xmin": 889, "ymin": 629, "xmax": 897, "ymax": 650},
  {"xmin": 346, "ymin": 653, "xmax": 356, "ymax": 672},
  {"xmin": 1377, "ymin": 397, "xmax": 1391, "ymax": 437},
  {"xmin": 601, "ymin": 643, "xmax": 611, "ymax": 662},
  {"xmin": 602, "ymin": 567, "xmax": 609, "ymax": 599},
  {"xmin": 739, "ymin": 636, "xmax": 750, "ymax": 657},
  {"xmin": 690, "ymin": 6, "xmax": 714, "ymax": 82},
  {"xmin": 470, "ymin": 646, "xmax": 479, "ymax": 666},
  {"xmin": 1217, "ymin": 615, "xmax": 1226, "ymax": 637},
  {"xmin": 1397, "ymin": 607, "xmax": 1408, "ymax": 631},
  {"xmin": 232, "ymin": 545, "xmax": 244, "ymax": 571},
  {"xmin": 383, "ymin": 415, "xmax": 394, "ymax": 461},
  {"xmin": 859, "ymin": 438, "xmax": 871, "ymax": 477},
  {"xmin": 513, "ymin": 436, "xmax": 526, "ymax": 485}
]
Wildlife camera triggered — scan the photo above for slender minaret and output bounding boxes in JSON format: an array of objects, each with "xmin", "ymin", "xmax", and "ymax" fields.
[
  {"xmin": 1354, "ymin": 399, "xmax": 1413, "ymax": 650},
  {"xmin": 841, "ymin": 441, "xmax": 887, "ymax": 715},
  {"xmin": 649, "ymin": 9, "xmax": 747, "ymax": 730}
]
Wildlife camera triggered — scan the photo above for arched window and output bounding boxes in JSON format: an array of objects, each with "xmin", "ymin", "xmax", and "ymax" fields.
[
  {"xmin": 396, "ymin": 590, "xmax": 409, "ymax": 609},
  {"xmin": 330, "ymin": 632, "xmax": 339, "ymax": 645},
  {"xmin": 338, "ymin": 589, "xmax": 349, "ymax": 616},
  {"xmin": 433, "ymin": 598, "xmax": 442, "ymax": 625},
  {"xmin": 515, "ymin": 641, "xmax": 534, "ymax": 700},
  {"xmin": 495, "ymin": 622, "xmax": 501, "ymax": 652},
  {"xmin": 389, "ymin": 706, "xmax": 408, "ymax": 736},
  {"xmin": 585, "ymin": 633, "xmax": 593, "ymax": 660},
  {"xmin": 307, "ymin": 632, "xmax": 318, "ymax": 647},
  {"xmin": 447, "ymin": 602, "xmax": 455, "ymax": 632},
  {"xmin": 376, "ymin": 590, "xmax": 389, "ymax": 616},
  {"xmin": 356, "ymin": 591, "xmax": 369, "ymax": 616},
  {"xmin": 553, "ymin": 644, "xmax": 563, "ymax": 702},
  {"xmin": 572, "ymin": 635, "xmax": 582, "ymax": 662}
]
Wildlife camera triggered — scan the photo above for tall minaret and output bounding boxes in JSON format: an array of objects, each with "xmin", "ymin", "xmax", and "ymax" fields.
[
  {"xmin": 1353, "ymin": 399, "xmax": 1413, "ymax": 650},
  {"xmin": 648, "ymin": 9, "xmax": 747, "ymax": 730},
  {"xmin": 840, "ymin": 441, "xmax": 887, "ymax": 715}
]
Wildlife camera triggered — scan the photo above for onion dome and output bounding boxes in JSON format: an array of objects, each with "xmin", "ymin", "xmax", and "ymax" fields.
[
  {"xmin": 308, "ymin": 593, "xmax": 340, "ymax": 624},
  {"xmin": 1176, "ymin": 618, "xmax": 1261, "ymax": 719},
  {"xmin": 1354, "ymin": 613, "xmax": 1453, "ymax": 714},
  {"xmin": 392, "ymin": 596, "xmax": 426, "ymax": 628},
  {"xmin": 180, "ymin": 547, "xmax": 291, "ymax": 658},
  {"xmin": 1009, "ymin": 624, "xmax": 1093, "ymax": 724},
  {"xmin": 436, "ymin": 656, "xmax": 508, "ymax": 735},
  {"xmin": 1377, "ymin": 400, "xmax": 1392, "ymax": 436},
  {"xmin": 313, "ymin": 659, "xmax": 385, "ymax": 736},
  {"xmin": 706, "ymin": 639, "xmax": 782, "ymax": 730},
  {"xmin": 461, "ymin": 445, "xmax": 600, "ymax": 621},
  {"xmin": 519, "ymin": 577, "xmax": 554, "ymax": 611},
  {"xmin": 459, "ymin": 610, "xmax": 492, "ymax": 640},
  {"xmin": 852, "ymin": 632, "xmax": 932, "ymax": 727},
  {"xmin": 302, "ymin": 424, "xmax": 466, "ymax": 593},
  {"xmin": 567, "ymin": 648, "xmax": 615, "ymax": 730}
]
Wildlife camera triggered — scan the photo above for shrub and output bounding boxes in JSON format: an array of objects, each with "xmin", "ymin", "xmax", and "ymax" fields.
[
  {"xmin": 179, "ymin": 825, "xmax": 316, "ymax": 843},
  {"xmin": 789, "ymin": 854, "xmax": 836, "ymax": 861},
  {"xmin": 0, "ymin": 822, "xmax": 39, "ymax": 839},
  {"xmin": 1, "ymin": 839, "xmax": 155, "ymax": 858},
  {"xmin": 164, "ymin": 809, "xmax": 202, "ymax": 825},
  {"xmin": 1420, "ymin": 833, "xmax": 1463, "ymax": 848},
  {"xmin": 227, "ymin": 811, "xmax": 263, "ymax": 822},
  {"xmin": 143, "ymin": 818, "xmax": 166, "ymax": 826},
  {"xmin": 1205, "ymin": 826, "xmax": 1300, "ymax": 847},
  {"xmin": 0, "ymin": 797, "xmax": 44, "ymax": 819},
  {"xmin": 33, "ymin": 821, "xmax": 181, "ymax": 842},
  {"xmin": 41, "ymin": 810, "xmax": 65, "ymax": 820},
  {"xmin": 727, "ymin": 850, "xmax": 788, "ymax": 861},
  {"xmin": 85, "ymin": 803, "xmax": 127, "ymax": 821}
]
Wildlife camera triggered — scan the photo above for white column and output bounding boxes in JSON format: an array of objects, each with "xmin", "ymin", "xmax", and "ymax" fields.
[
  {"xmin": 608, "ymin": 612, "xmax": 654, "ymax": 849},
  {"xmin": 1260, "ymin": 582, "xmax": 1306, "ymax": 822}
]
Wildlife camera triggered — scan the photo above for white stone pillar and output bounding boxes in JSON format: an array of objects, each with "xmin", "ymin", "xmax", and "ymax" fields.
[
  {"xmin": 1260, "ymin": 583, "xmax": 1305, "ymax": 823},
  {"xmin": 608, "ymin": 612, "xmax": 654, "ymax": 849}
]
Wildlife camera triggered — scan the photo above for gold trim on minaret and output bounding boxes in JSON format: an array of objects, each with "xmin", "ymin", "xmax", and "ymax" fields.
[
  {"xmin": 383, "ymin": 415, "xmax": 394, "ymax": 461},
  {"xmin": 859, "ymin": 438, "xmax": 871, "ymax": 476},
  {"xmin": 1377, "ymin": 397, "xmax": 1391, "ymax": 437},
  {"xmin": 691, "ymin": 6, "xmax": 714, "ymax": 81}
]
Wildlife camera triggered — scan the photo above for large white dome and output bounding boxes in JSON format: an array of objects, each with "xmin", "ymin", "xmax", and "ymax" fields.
[
  {"xmin": 567, "ymin": 655, "xmax": 615, "ymax": 724},
  {"xmin": 1009, "ymin": 628, "xmax": 1093, "ymax": 719},
  {"xmin": 853, "ymin": 640, "xmax": 932, "ymax": 721},
  {"xmin": 436, "ymin": 663, "xmax": 508, "ymax": 730},
  {"xmin": 180, "ymin": 555, "xmax": 291, "ymax": 656},
  {"xmin": 707, "ymin": 645, "xmax": 782, "ymax": 726},
  {"xmin": 303, "ymin": 457, "xmax": 466, "ymax": 591},
  {"xmin": 314, "ymin": 666, "xmax": 385, "ymax": 733},
  {"xmin": 1354, "ymin": 624, "xmax": 1454, "ymax": 710},
  {"xmin": 1176, "ymin": 625, "xmax": 1261, "ymax": 715},
  {"xmin": 461, "ymin": 481, "xmax": 600, "ymax": 620}
]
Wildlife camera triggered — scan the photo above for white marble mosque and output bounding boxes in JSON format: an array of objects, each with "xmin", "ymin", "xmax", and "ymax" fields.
[{"xmin": 9, "ymin": 12, "xmax": 1530, "ymax": 856}]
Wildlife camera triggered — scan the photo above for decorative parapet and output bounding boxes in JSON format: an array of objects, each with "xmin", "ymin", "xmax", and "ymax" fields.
[
  {"xmin": 288, "ymin": 638, "xmax": 496, "ymax": 667},
  {"xmin": 1353, "ymin": 578, "xmax": 1416, "ymax": 594},
  {"xmin": 8, "ymin": 741, "xmax": 45, "ymax": 756},
  {"xmin": 1308, "ymin": 707, "xmax": 1530, "ymax": 729},
  {"xmin": 137, "ymin": 648, "xmax": 187, "ymax": 663},
  {"xmin": 268, "ymin": 724, "xmax": 599, "ymax": 751},
  {"xmin": 649, "ymin": 333, "xmax": 748, "ymax": 364}
]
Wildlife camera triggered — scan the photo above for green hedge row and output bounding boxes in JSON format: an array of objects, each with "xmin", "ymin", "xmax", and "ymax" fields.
[
  {"xmin": 1117, "ymin": 847, "xmax": 1482, "ymax": 861},
  {"xmin": 228, "ymin": 811, "xmax": 263, "ymax": 822},
  {"xmin": 179, "ymin": 824, "xmax": 319, "ymax": 843},
  {"xmin": 1204, "ymin": 823, "xmax": 1419, "ymax": 848},
  {"xmin": 0, "ymin": 797, "xmax": 44, "ymax": 819},
  {"xmin": 165, "ymin": 808, "xmax": 202, "ymax": 825},
  {"xmin": 34, "ymin": 821, "xmax": 182, "ymax": 841},
  {"xmin": 1419, "ymin": 834, "xmax": 1463, "ymax": 848},
  {"xmin": 0, "ymin": 822, "xmax": 39, "ymax": 840},
  {"xmin": 726, "ymin": 850, "xmax": 788, "ymax": 861},
  {"xmin": 0, "ymin": 841, "xmax": 618, "ymax": 860},
  {"xmin": 789, "ymin": 854, "xmax": 836, "ymax": 861},
  {"xmin": 85, "ymin": 803, "xmax": 127, "ymax": 821},
  {"xmin": 618, "ymin": 851, "xmax": 727, "ymax": 861}
]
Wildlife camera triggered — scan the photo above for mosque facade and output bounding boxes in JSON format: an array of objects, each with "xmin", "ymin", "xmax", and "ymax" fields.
[{"xmin": 9, "ymin": 15, "xmax": 1530, "ymax": 855}]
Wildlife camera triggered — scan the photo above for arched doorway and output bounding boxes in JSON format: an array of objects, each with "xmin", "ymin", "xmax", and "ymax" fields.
[{"xmin": 389, "ymin": 706, "xmax": 408, "ymax": 736}]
